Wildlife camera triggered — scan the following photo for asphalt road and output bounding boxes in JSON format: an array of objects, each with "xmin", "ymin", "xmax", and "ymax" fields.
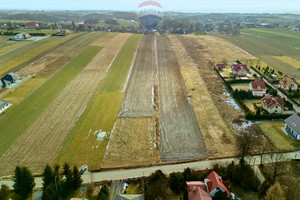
[{"xmin": 0, "ymin": 151, "xmax": 298, "ymax": 189}]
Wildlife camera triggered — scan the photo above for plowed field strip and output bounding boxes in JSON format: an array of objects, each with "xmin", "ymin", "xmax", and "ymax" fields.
[
  {"xmin": 119, "ymin": 35, "xmax": 155, "ymax": 117},
  {"xmin": 0, "ymin": 33, "xmax": 131, "ymax": 175},
  {"xmin": 157, "ymin": 36, "xmax": 209, "ymax": 162}
]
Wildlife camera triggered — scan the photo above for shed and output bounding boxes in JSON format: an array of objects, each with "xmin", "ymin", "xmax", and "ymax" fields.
[
  {"xmin": 284, "ymin": 114, "xmax": 300, "ymax": 140},
  {"xmin": 0, "ymin": 100, "xmax": 10, "ymax": 113}
]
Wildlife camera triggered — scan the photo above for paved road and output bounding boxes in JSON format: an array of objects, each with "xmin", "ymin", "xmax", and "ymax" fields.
[{"xmin": 0, "ymin": 151, "xmax": 298, "ymax": 189}]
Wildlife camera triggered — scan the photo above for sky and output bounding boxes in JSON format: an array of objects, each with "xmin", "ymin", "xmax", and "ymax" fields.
[{"xmin": 1, "ymin": 0, "xmax": 300, "ymax": 13}]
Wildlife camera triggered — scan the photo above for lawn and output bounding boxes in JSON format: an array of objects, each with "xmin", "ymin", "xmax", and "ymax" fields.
[
  {"xmin": 0, "ymin": 46, "xmax": 102, "ymax": 157},
  {"xmin": 98, "ymin": 34, "xmax": 142, "ymax": 92},
  {"xmin": 231, "ymin": 83, "xmax": 250, "ymax": 91},
  {"xmin": 244, "ymin": 99, "xmax": 261, "ymax": 112},
  {"xmin": 55, "ymin": 92, "xmax": 123, "ymax": 170},
  {"xmin": 273, "ymin": 56, "xmax": 300, "ymax": 69},
  {"xmin": 257, "ymin": 120, "xmax": 300, "ymax": 151}
]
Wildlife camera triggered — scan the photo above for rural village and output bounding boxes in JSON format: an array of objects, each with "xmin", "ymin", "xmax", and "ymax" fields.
[{"xmin": 0, "ymin": 1, "xmax": 300, "ymax": 200}]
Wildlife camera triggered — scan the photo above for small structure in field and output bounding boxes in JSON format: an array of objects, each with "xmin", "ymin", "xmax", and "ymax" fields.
[
  {"xmin": 249, "ymin": 80, "xmax": 266, "ymax": 97},
  {"xmin": 261, "ymin": 94, "xmax": 285, "ymax": 114},
  {"xmin": 0, "ymin": 100, "xmax": 11, "ymax": 113},
  {"xmin": 284, "ymin": 113, "xmax": 300, "ymax": 140},
  {"xmin": 1, "ymin": 72, "xmax": 21, "ymax": 88},
  {"xmin": 0, "ymin": 80, "xmax": 4, "ymax": 89},
  {"xmin": 15, "ymin": 33, "xmax": 31, "ymax": 40},
  {"xmin": 116, "ymin": 194, "xmax": 144, "ymax": 200},
  {"xmin": 186, "ymin": 171, "xmax": 231, "ymax": 200},
  {"xmin": 216, "ymin": 64, "xmax": 226, "ymax": 70},
  {"xmin": 26, "ymin": 21, "xmax": 39, "ymax": 29},
  {"xmin": 279, "ymin": 77, "xmax": 299, "ymax": 91},
  {"xmin": 231, "ymin": 64, "xmax": 249, "ymax": 77},
  {"xmin": 96, "ymin": 131, "xmax": 107, "ymax": 141}
]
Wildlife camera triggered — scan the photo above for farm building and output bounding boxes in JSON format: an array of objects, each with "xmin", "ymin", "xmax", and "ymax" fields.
[
  {"xmin": 231, "ymin": 64, "xmax": 249, "ymax": 77},
  {"xmin": 261, "ymin": 94, "xmax": 285, "ymax": 114},
  {"xmin": 0, "ymin": 80, "xmax": 4, "ymax": 89},
  {"xmin": 1, "ymin": 72, "xmax": 20, "ymax": 88},
  {"xmin": 284, "ymin": 114, "xmax": 300, "ymax": 140},
  {"xmin": 26, "ymin": 21, "xmax": 39, "ymax": 29},
  {"xmin": 0, "ymin": 100, "xmax": 10, "ymax": 113},
  {"xmin": 279, "ymin": 77, "xmax": 299, "ymax": 91},
  {"xmin": 249, "ymin": 80, "xmax": 266, "ymax": 97},
  {"xmin": 116, "ymin": 194, "xmax": 144, "ymax": 200},
  {"xmin": 186, "ymin": 171, "xmax": 231, "ymax": 200},
  {"xmin": 216, "ymin": 64, "xmax": 226, "ymax": 70},
  {"xmin": 15, "ymin": 33, "xmax": 31, "ymax": 40}
]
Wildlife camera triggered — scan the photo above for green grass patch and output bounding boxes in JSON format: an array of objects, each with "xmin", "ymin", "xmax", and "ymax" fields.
[
  {"xmin": 0, "ymin": 46, "xmax": 102, "ymax": 157},
  {"xmin": 257, "ymin": 121, "xmax": 300, "ymax": 151},
  {"xmin": 0, "ymin": 40, "xmax": 30, "ymax": 54},
  {"xmin": 273, "ymin": 56, "xmax": 300, "ymax": 69},
  {"xmin": 98, "ymin": 34, "xmax": 142, "ymax": 92},
  {"xmin": 231, "ymin": 83, "xmax": 250, "ymax": 91},
  {"xmin": 55, "ymin": 92, "xmax": 123, "ymax": 170}
]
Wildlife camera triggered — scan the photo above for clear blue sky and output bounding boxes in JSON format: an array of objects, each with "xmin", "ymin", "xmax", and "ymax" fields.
[{"xmin": 1, "ymin": 0, "xmax": 300, "ymax": 13}]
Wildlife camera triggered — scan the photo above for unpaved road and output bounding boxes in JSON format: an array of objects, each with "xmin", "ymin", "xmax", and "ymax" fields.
[{"xmin": 157, "ymin": 36, "xmax": 209, "ymax": 162}]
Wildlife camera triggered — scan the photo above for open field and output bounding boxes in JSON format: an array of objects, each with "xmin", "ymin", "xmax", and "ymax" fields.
[
  {"xmin": 169, "ymin": 35, "xmax": 237, "ymax": 158},
  {"xmin": 157, "ymin": 36, "xmax": 209, "ymax": 162},
  {"xmin": 221, "ymin": 34, "xmax": 300, "ymax": 80},
  {"xmin": 273, "ymin": 56, "xmax": 300, "ymax": 69},
  {"xmin": 56, "ymin": 92, "xmax": 123, "ymax": 170},
  {"xmin": 91, "ymin": 32, "xmax": 119, "ymax": 46},
  {"xmin": 0, "ymin": 34, "xmax": 132, "ymax": 175},
  {"xmin": 119, "ymin": 35, "xmax": 155, "ymax": 117},
  {"xmin": 0, "ymin": 45, "xmax": 103, "ymax": 175},
  {"xmin": 257, "ymin": 121, "xmax": 300, "ymax": 151},
  {"xmin": 0, "ymin": 40, "xmax": 30, "ymax": 54},
  {"xmin": 102, "ymin": 117, "xmax": 160, "ymax": 168}
]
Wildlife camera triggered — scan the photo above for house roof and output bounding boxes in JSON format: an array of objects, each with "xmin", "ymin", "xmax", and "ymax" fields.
[
  {"xmin": 261, "ymin": 94, "xmax": 285, "ymax": 109},
  {"xmin": 0, "ymin": 100, "xmax": 9, "ymax": 110},
  {"xmin": 206, "ymin": 171, "xmax": 231, "ymax": 196},
  {"xmin": 250, "ymin": 81, "xmax": 266, "ymax": 90},
  {"xmin": 2, "ymin": 72, "xmax": 20, "ymax": 81},
  {"xmin": 280, "ymin": 77, "xmax": 298, "ymax": 87},
  {"xmin": 216, "ymin": 64, "xmax": 226, "ymax": 69},
  {"xmin": 187, "ymin": 182, "xmax": 212, "ymax": 200},
  {"xmin": 187, "ymin": 181, "xmax": 207, "ymax": 192},
  {"xmin": 26, "ymin": 22, "xmax": 38, "ymax": 27},
  {"xmin": 232, "ymin": 64, "xmax": 249, "ymax": 73},
  {"xmin": 284, "ymin": 114, "xmax": 300, "ymax": 134}
]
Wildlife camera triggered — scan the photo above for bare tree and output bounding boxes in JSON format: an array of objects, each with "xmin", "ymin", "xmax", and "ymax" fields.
[
  {"xmin": 268, "ymin": 153, "xmax": 286, "ymax": 183},
  {"xmin": 258, "ymin": 139, "xmax": 272, "ymax": 166},
  {"xmin": 237, "ymin": 128, "xmax": 255, "ymax": 165}
]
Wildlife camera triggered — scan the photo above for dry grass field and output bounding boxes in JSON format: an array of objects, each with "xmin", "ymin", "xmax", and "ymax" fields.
[
  {"xmin": 0, "ymin": 33, "xmax": 131, "ymax": 175},
  {"xmin": 169, "ymin": 35, "xmax": 237, "ymax": 158},
  {"xmin": 273, "ymin": 56, "xmax": 300, "ymax": 69},
  {"xmin": 157, "ymin": 36, "xmax": 209, "ymax": 162}
]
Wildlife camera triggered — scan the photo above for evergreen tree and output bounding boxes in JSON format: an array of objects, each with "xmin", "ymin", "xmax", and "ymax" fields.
[
  {"xmin": 42, "ymin": 183, "xmax": 58, "ymax": 200},
  {"xmin": 13, "ymin": 166, "xmax": 35, "ymax": 200},
  {"xmin": 72, "ymin": 165, "xmax": 82, "ymax": 190},
  {"xmin": 169, "ymin": 172, "xmax": 185, "ymax": 194},
  {"xmin": 0, "ymin": 184, "xmax": 11, "ymax": 200},
  {"xmin": 42, "ymin": 164, "xmax": 55, "ymax": 191},
  {"xmin": 146, "ymin": 170, "xmax": 167, "ymax": 200}
]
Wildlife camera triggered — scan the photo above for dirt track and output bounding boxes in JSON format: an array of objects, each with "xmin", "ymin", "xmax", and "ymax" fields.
[
  {"xmin": 119, "ymin": 35, "xmax": 155, "ymax": 117},
  {"xmin": 157, "ymin": 36, "xmax": 209, "ymax": 162},
  {"xmin": 0, "ymin": 33, "xmax": 131, "ymax": 175}
]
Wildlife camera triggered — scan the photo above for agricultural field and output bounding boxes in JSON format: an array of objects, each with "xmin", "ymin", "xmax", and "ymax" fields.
[
  {"xmin": 157, "ymin": 36, "xmax": 209, "ymax": 162},
  {"xmin": 169, "ymin": 35, "xmax": 237, "ymax": 158},
  {"xmin": 257, "ymin": 121, "xmax": 300, "ymax": 151},
  {"xmin": 0, "ymin": 45, "xmax": 104, "ymax": 175},
  {"xmin": 221, "ymin": 31, "xmax": 300, "ymax": 80},
  {"xmin": 273, "ymin": 56, "xmax": 300, "ymax": 69},
  {"xmin": 0, "ymin": 40, "xmax": 30, "ymax": 54}
]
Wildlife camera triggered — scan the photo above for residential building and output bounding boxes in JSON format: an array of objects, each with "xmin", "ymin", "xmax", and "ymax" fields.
[
  {"xmin": 0, "ymin": 100, "xmax": 10, "ymax": 113},
  {"xmin": 15, "ymin": 33, "xmax": 31, "ymax": 40},
  {"xmin": 279, "ymin": 77, "xmax": 299, "ymax": 91},
  {"xmin": 284, "ymin": 114, "xmax": 300, "ymax": 140},
  {"xmin": 26, "ymin": 21, "xmax": 39, "ymax": 29},
  {"xmin": 231, "ymin": 64, "xmax": 249, "ymax": 77},
  {"xmin": 205, "ymin": 171, "xmax": 231, "ymax": 197},
  {"xmin": 249, "ymin": 80, "xmax": 266, "ymax": 96},
  {"xmin": 216, "ymin": 64, "xmax": 225, "ymax": 70},
  {"xmin": 261, "ymin": 94, "xmax": 285, "ymax": 114}
]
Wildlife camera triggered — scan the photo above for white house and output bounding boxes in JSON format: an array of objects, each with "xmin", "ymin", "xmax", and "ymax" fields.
[
  {"xmin": 284, "ymin": 114, "xmax": 300, "ymax": 140},
  {"xmin": 0, "ymin": 100, "xmax": 10, "ymax": 113},
  {"xmin": 15, "ymin": 33, "xmax": 31, "ymax": 41},
  {"xmin": 279, "ymin": 77, "xmax": 299, "ymax": 91},
  {"xmin": 249, "ymin": 80, "xmax": 267, "ymax": 97},
  {"xmin": 261, "ymin": 94, "xmax": 285, "ymax": 114},
  {"xmin": 231, "ymin": 64, "xmax": 250, "ymax": 77}
]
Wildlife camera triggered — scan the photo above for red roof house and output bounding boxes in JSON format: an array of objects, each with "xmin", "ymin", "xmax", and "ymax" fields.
[
  {"xmin": 187, "ymin": 182, "xmax": 212, "ymax": 200},
  {"xmin": 249, "ymin": 80, "xmax": 267, "ymax": 96},
  {"xmin": 261, "ymin": 94, "xmax": 285, "ymax": 114},
  {"xmin": 232, "ymin": 64, "xmax": 249, "ymax": 77},
  {"xmin": 205, "ymin": 171, "xmax": 231, "ymax": 197},
  {"xmin": 216, "ymin": 64, "xmax": 226, "ymax": 70},
  {"xmin": 26, "ymin": 22, "xmax": 39, "ymax": 29}
]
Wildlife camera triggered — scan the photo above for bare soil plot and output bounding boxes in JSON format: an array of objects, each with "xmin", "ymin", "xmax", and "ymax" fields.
[
  {"xmin": 0, "ymin": 33, "xmax": 131, "ymax": 175},
  {"xmin": 101, "ymin": 117, "xmax": 160, "ymax": 168},
  {"xmin": 169, "ymin": 35, "xmax": 237, "ymax": 158},
  {"xmin": 157, "ymin": 36, "xmax": 209, "ymax": 162},
  {"xmin": 119, "ymin": 35, "xmax": 155, "ymax": 117}
]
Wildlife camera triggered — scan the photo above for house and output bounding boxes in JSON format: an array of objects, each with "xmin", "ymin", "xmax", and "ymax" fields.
[
  {"xmin": 186, "ymin": 171, "xmax": 231, "ymax": 200},
  {"xmin": 15, "ymin": 33, "xmax": 30, "ymax": 40},
  {"xmin": 1, "ymin": 72, "xmax": 20, "ymax": 87},
  {"xmin": 116, "ymin": 194, "xmax": 144, "ymax": 200},
  {"xmin": 284, "ymin": 114, "xmax": 300, "ymax": 140},
  {"xmin": 249, "ymin": 80, "xmax": 266, "ymax": 97},
  {"xmin": 279, "ymin": 77, "xmax": 299, "ymax": 91},
  {"xmin": 216, "ymin": 64, "xmax": 226, "ymax": 70},
  {"xmin": 0, "ymin": 100, "xmax": 10, "ymax": 113},
  {"xmin": 231, "ymin": 64, "xmax": 249, "ymax": 76},
  {"xmin": 261, "ymin": 94, "xmax": 285, "ymax": 114},
  {"xmin": 26, "ymin": 21, "xmax": 39, "ymax": 29}
]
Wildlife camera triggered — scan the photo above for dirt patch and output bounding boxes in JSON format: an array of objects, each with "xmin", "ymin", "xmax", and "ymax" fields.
[
  {"xmin": 169, "ymin": 35, "xmax": 237, "ymax": 158},
  {"xmin": 0, "ymin": 33, "xmax": 132, "ymax": 175},
  {"xmin": 157, "ymin": 36, "xmax": 209, "ymax": 162},
  {"xmin": 101, "ymin": 117, "xmax": 160, "ymax": 168},
  {"xmin": 119, "ymin": 35, "xmax": 155, "ymax": 117}
]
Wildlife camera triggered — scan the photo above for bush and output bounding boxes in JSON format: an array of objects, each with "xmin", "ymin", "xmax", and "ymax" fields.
[
  {"xmin": 146, "ymin": 170, "xmax": 167, "ymax": 200},
  {"xmin": 169, "ymin": 172, "xmax": 185, "ymax": 194}
]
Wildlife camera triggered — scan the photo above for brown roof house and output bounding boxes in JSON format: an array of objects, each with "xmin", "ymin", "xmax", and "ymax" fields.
[
  {"xmin": 186, "ymin": 171, "xmax": 231, "ymax": 200},
  {"xmin": 261, "ymin": 94, "xmax": 285, "ymax": 114},
  {"xmin": 279, "ymin": 77, "xmax": 299, "ymax": 91},
  {"xmin": 249, "ymin": 80, "xmax": 267, "ymax": 97},
  {"xmin": 216, "ymin": 64, "xmax": 226, "ymax": 70},
  {"xmin": 284, "ymin": 114, "xmax": 300, "ymax": 140},
  {"xmin": 231, "ymin": 64, "xmax": 249, "ymax": 77}
]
